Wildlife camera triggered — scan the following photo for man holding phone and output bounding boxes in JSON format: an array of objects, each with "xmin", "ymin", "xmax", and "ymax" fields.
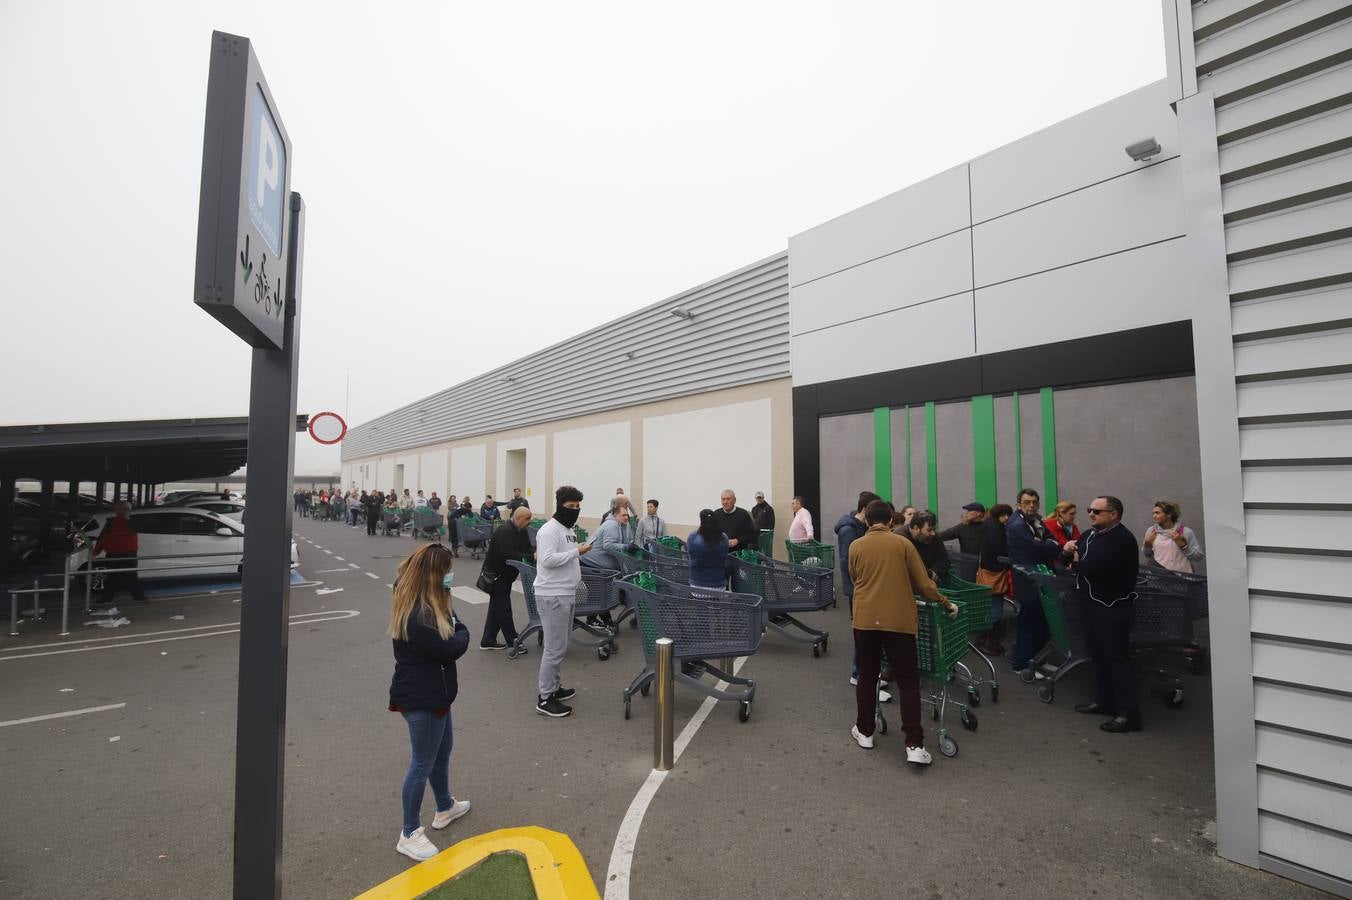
[{"xmin": 533, "ymin": 485, "xmax": 592, "ymax": 718}]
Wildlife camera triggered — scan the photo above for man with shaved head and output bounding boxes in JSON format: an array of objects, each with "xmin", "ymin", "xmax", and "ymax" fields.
[{"xmin": 478, "ymin": 505, "xmax": 535, "ymax": 651}]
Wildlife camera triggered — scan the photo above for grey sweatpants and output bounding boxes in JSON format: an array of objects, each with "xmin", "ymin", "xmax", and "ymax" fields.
[{"xmin": 537, "ymin": 592, "xmax": 576, "ymax": 698}]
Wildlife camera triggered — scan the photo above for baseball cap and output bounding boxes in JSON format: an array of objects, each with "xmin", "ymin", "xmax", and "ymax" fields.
[
  {"xmin": 754, "ymin": 491, "xmax": 765, "ymax": 499},
  {"xmin": 962, "ymin": 502, "xmax": 987, "ymax": 513}
]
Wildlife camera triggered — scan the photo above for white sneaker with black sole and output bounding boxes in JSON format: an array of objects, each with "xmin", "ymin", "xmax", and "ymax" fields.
[
  {"xmin": 396, "ymin": 826, "xmax": 438, "ymax": 861},
  {"xmin": 431, "ymin": 799, "xmax": 471, "ymax": 830},
  {"xmin": 850, "ymin": 725, "xmax": 874, "ymax": 749}
]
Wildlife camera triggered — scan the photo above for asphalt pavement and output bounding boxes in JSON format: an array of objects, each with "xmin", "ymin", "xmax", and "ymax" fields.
[{"xmin": 0, "ymin": 516, "xmax": 1326, "ymax": 899}]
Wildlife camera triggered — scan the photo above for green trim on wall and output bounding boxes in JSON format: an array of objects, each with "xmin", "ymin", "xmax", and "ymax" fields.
[
  {"xmin": 872, "ymin": 407, "xmax": 892, "ymax": 502},
  {"xmin": 924, "ymin": 402, "xmax": 938, "ymax": 511},
  {"xmin": 1040, "ymin": 387, "xmax": 1058, "ymax": 507},
  {"xmin": 971, "ymin": 395, "xmax": 997, "ymax": 507},
  {"xmin": 1012, "ymin": 391, "xmax": 1023, "ymax": 494},
  {"xmin": 904, "ymin": 406, "xmax": 913, "ymax": 506}
]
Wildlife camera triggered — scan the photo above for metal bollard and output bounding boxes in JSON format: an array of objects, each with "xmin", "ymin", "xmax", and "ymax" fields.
[
  {"xmin": 9, "ymin": 592, "xmax": 17, "ymax": 636},
  {"xmin": 32, "ymin": 580, "xmax": 43, "ymax": 621},
  {"xmin": 653, "ymin": 637, "xmax": 675, "ymax": 771},
  {"xmin": 61, "ymin": 567, "xmax": 70, "ymax": 636}
]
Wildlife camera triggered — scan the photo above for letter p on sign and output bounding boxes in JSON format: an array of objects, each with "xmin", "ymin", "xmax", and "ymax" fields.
[{"xmin": 256, "ymin": 126, "xmax": 279, "ymax": 211}]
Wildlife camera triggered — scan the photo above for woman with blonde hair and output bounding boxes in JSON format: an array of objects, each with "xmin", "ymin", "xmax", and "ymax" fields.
[
  {"xmin": 1044, "ymin": 500, "xmax": 1082, "ymax": 549},
  {"xmin": 387, "ymin": 543, "xmax": 471, "ymax": 862}
]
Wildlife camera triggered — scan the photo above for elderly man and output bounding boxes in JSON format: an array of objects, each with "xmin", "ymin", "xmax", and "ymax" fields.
[
  {"xmin": 1007, "ymin": 488, "xmax": 1066, "ymax": 678},
  {"xmin": 479, "ymin": 506, "xmax": 535, "ymax": 650},
  {"xmin": 937, "ymin": 502, "xmax": 986, "ymax": 555},
  {"xmin": 1066, "ymin": 496, "xmax": 1142, "ymax": 733},
  {"xmin": 711, "ymin": 489, "xmax": 757, "ymax": 552}
]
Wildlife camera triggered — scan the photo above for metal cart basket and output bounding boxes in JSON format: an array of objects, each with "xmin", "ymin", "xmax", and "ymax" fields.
[{"xmin": 505, "ymin": 561, "xmax": 622, "ymax": 660}]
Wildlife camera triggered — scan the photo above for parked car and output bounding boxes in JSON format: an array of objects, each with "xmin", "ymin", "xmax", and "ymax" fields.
[
  {"xmin": 156, "ymin": 490, "xmax": 220, "ymax": 506},
  {"xmin": 175, "ymin": 498, "xmax": 247, "ymax": 522},
  {"xmin": 78, "ymin": 507, "xmax": 297, "ymax": 579}
]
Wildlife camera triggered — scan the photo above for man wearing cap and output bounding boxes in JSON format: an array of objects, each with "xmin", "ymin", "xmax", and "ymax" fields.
[
  {"xmin": 937, "ymin": 502, "xmax": 987, "ymax": 555},
  {"xmin": 750, "ymin": 491, "xmax": 775, "ymax": 540}
]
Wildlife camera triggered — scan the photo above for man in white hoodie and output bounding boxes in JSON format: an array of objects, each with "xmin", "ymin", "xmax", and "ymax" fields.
[{"xmin": 534, "ymin": 484, "xmax": 592, "ymax": 717}]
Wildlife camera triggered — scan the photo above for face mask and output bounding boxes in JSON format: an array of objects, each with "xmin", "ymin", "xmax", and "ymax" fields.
[
  {"xmin": 442, "ymin": 572, "xmax": 454, "ymax": 590},
  {"xmin": 554, "ymin": 506, "xmax": 580, "ymax": 528}
]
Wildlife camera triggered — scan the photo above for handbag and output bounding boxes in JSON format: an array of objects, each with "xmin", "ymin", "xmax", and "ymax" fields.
[
  {"xmin": 475, "ymin": 568, "xmax": 498, "ymax": 593},
  {"xmin": 975, "ymin": 566, "xmax": 1011, "ymax": 596}
]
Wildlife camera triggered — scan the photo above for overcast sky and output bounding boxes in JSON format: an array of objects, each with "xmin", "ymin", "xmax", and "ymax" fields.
[{"xmin": 0, "ymin": 1, "xmax": 1165, "ymax": 475}]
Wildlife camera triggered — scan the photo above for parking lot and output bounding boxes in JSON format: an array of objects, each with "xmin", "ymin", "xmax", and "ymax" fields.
[{"xmin": 0, "ymin": 516, "xmax": 1324, "ymax": 899}]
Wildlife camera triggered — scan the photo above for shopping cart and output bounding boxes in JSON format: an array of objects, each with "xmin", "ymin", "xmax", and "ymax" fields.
[
  {"xmin": 410, "ymin": 508, "xmax": 445, "ymax": 541},
  {"xmin": 874, "ymin": 598, "xmax": 977, "ymax": 758},
  {"xmin": 1138, "ymin": 567, "xmax": 1209, "ymax": 673},
  {"xmin": 381, "ymin": 508, "xmax": 402, "ymax": 536},
  {"xmin": 756, "ymin": 529, "xmax": 774, "ymax": 557},
  {"xmin": 637, "ymin": 547, "xmax": 692, "ymax": 584},
  {"xmin": 654, "ymin": 535, "xmax": 685, "ymax": 553},
  {"xmin": 459, "ymin": 517, "xmax": 493, "ymax": 559},
  {"xmin": 784, "ymin": 539, "xmax": 835, "ymax": 570},
  {"xmin": 730, "ymin": 552, "xmax": 832, "ymax": 657},
  {"xmin": 936, "ymin": 573, "xmax": 1002, "ymax": 705},
  {"xmin": 620, "ymin": 572, "xmax": 762, "ymax": 722},
  {"xmin": 505, "ymin": 561, "xmax": 622, "ymax": 661},
  {"xmin": 949, "ymin": 550, "xmax": 980, "ymax": 583}
]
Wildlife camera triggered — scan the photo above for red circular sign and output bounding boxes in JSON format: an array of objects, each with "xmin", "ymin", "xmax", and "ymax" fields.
[{"xmin": 307, "ymin": 411, "xmax": 347, "ymax": 445}]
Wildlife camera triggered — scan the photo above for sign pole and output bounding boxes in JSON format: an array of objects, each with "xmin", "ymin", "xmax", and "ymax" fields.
[{"xmin": 232, "ymin": 191, "xmax": 304, "ymax": 899}]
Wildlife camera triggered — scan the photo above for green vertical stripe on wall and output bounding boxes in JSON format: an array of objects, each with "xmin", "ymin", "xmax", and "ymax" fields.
[
  {"xmin": 1012, "ymin": 391, "xmax": 1023, "ymax": 494},
  {"xmin": 904, "ymin": 406, "xmax": 913, "ymax": 507},
  {"xmin": 872, "ymin": 407, "xmax": 892, "ymax": 502},
  {"xmin": 971, "ymin": 395, "xmax": 997, "ymax": 507},
  {"xmin": 1040, "ymin": 387, "xmax": 1058, "ymax": 507},
  {"xmin": 924, "ymin": 402, "xmax": 938, "ymax": 511}
]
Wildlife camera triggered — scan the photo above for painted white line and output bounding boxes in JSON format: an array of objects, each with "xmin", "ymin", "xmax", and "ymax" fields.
[
  {"xmin": 349, "ymin": 564, "xmax": 361, "ymax": 569},
  {"xmin": 0, "ymin": 611, "xmax": 361, "ymax": 661},
  {"xmin": 313, "ymin": 545, "xmax": 323, "ymax": 550},
  {"xmin": 604, "ymin": 657, "xmax": 747, "ymax": 900},
  {"xmin": 365, "ymin": 572, "xmax": 380, "ymax": 580},
  {"xmin": 315, "ymin": 588, "xmax": 343, "ymax": 596},
  {"xmin": 0, "ymin": 702, "xmax": 127, "ymax": 729},
  {"xmin": 334, "ymin": 556, "xmax": 345, "ymax": 561},
  {"xmin": 323, "ymin": 549, "xmax": 333, "ymax": 555},
  {"xmin": 450, "ymin": 587, "xmax": 487, "ymax": 606},
  {"xmin": 313, "ymin": 568, "xmax": 352, "ymax": 574}
]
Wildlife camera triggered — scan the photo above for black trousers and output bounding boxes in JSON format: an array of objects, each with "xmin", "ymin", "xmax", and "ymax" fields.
[
  {"xmin": 97, "ymin": 554, "xmax": 145, "ymax": 603},
  {"xmin": 366, "ymin": 514, "xmax": 378, "ymax": 535},
  {"xmin": 482, "ymin": 576, "xmax": 519, "ymax": 645},
  {"xmin": 1084, "ymin": 598, "xmax": 1139, "ymax": 721}
]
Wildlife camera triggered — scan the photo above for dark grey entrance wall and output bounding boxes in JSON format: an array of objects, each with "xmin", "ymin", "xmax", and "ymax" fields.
[
  {"xmin": 818, "ymin": 412, "xmax": 872, "ymax": 525},
  {"xmin": 1055, "ymin": 375, "xmax": 1205, "ymax": 567}
]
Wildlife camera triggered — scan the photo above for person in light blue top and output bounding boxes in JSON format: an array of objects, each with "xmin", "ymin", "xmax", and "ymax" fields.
[{"xmin": 687, "ymin": 508, "xmax": 729, "ymax": 589}]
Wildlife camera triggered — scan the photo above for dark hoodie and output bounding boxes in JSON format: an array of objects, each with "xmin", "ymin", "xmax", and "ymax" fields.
[{"xmin": 834, "ymin": 511, "xmax": 868, "ymax": 599}]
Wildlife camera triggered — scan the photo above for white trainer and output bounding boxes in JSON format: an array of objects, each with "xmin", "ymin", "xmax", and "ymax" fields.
[
  {"xmin": 849, "ymin": 676, "xmax": 890, "ymax": 692},
  {"xmin": 850, "ymin": 725, "xmax": 875, "ymax": 749},
  {"xmin": 431, "ymin": 799, "xmax": 471, "ymax": 830},
  {"xmin": 905, "ymin": 745, "xmax": 933, "ymax": 766},
  {"xmin": 396, "ymin": 826, "xmax": 438, "ymax": 861},
  {"xmin": 878, "ymin": 688, "xmax": 893, "ymax": 703}
]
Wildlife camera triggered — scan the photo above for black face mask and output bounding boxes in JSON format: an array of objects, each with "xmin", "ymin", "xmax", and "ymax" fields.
[{"xmin": 554, "ymin": 506, "xmax": 580, "ymax": 528}]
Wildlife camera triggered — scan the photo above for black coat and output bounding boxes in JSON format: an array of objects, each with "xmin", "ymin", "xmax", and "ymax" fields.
[
  {"xmin": 711, "ymin": 506, "xmax": 758, "ymax": 550},
  {"xmin": 751, "ymin": 501, "xmax": 775, "ymax": 532},
  {"xmin": 484, "ymin": 521, "xmax": 533, "ymax": 583},
  {"xmin": 977, "ymin": 518, "xmax": 1009, "ymax": 571},
  {"xmin": 389, "ymin": 612, "xmax": 470, "ymax": 711},
  {"xmin": 1075, "ymin": 523, "xmax": 1140, "ymax": 607}
]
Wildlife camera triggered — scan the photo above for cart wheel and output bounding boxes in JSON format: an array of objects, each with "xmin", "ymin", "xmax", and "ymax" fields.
[
  {"xmin": 961, "ymin": 709, "xmax": 978, "ymax": 732},
  {"xmin": 1037, "ymin": 684, "xmax": 1054, "ymax": 704},
  {"xmin": 624, "ymin": 699, "xmax": 631, "ymax": 720},
  {"xmin": 938, "ymin": 735, "xmax": 958, "ymax": 758},
  {"xmin": 640, "ymin": 682, "xmax": 650, "ymax": 697},
  {"xmin": 876, "ymin": 714, "xmax": 888, "ymax": 735},
  {"xmin": 812, "ymin": 643, "xmax": 820, "ymax": 658},
  {"xmin": 990, "ymin": 685, "xmax": 1000, "ymax": 703},
  {"xmin": 967, "ymin": 687, "xmax": 981, "ymax": 708},
  {"xmin": 738, "ymin": 701, "xmax": 751, "ymax": 723},
  {"xmin": 506, "ymin": 645, "xmax": 520, "ymax": 660},
  {"xmin": 1020, "ymin": 668, "xmax": 1036, "ymax": 684},
  {"xmin": 1168, "ymin": 688, "xmax": 1185, "ymax": 708},
  {"xmin": 597, "ymin": 646, "xmax": 610, "ymax": 661}
]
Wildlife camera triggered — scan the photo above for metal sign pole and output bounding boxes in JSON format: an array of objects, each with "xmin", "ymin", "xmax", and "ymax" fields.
[{"xmin": 232, "ymin": 191, "xmax": 303, "ymax": 900}]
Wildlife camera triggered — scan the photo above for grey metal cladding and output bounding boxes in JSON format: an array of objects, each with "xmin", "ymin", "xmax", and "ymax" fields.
[{"xmin": 342, "ymin": 251, "xmax": 789, "ymax": 459}]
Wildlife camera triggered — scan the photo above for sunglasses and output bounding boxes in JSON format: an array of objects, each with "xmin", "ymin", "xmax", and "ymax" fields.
[{"xmin": 1087, "ymin": 508, "xmax": 1110, "ymax": 515}]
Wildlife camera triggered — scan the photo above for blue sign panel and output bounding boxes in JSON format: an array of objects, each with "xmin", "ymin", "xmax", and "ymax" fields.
[{"xmin": 247, "ymin": 85, "xmax": 286, "ymax": 258}]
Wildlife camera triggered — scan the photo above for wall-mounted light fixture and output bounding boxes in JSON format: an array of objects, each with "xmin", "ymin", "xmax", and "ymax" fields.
[
  {"xmin": 1125, "ymin": 137, "xmax": 1161, "ymax": 161},
  {"xmin": 624, "ymin": 350, "xmax": 636, "ymax": 360},
  {"xmin": 670, "ymin": 308, "xmax": 694, "ymax": 320}
]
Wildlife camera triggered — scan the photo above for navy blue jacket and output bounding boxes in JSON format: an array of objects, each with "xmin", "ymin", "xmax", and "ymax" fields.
[
  {"xmin": 835, "ymin": 512, "xmax": 868, "ymax": 598},
  {"xmin": 1006, "ymin": 511, "xmax": 1062, "ymax": 568},
  {"xmin": 1075, "ymin": 523, "xmax": 1139, "ymax": 607},
  {"xmin": 687, "ymin": 531, "xmax": 729, "ymax": 588},
  {"xmin": 389, "ymin": 612, "xmax": 470, "ymax": 711}
]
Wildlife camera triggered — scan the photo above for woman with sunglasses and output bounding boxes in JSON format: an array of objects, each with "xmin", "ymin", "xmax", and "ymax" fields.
[{"xmin": 387, "ymin": 543, "xmax": 472, "ymax": 862}]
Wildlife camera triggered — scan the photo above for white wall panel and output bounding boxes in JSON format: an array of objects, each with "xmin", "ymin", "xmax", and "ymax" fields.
[
  {"xmin": 1255, "ymin": 682, "xmax": 1352, "ymax": 742},
  {"xmin": 969, "ymin": 80, "xmax": 1178, "ymax": 222},
  {"xmin": 1247, "ymin": 550, "xmax": 1352, "ymax": 598},
  {"xmin": 394, "ymin": 454, "xmax": 418, "ymax": 494},
  {"xmin": 1219, "ymin": 101, "xmax": 1352, "ymax": 180},
  {"xmin": 495, "ymin": 435, "xmax": 546, "ymax": 508},
  {"xmin": 1258, "ymin": 769, "xmax": 1352, "ymax": 838},
  {"xmin": 1239, "ymin": 417, "xmax": 1352, "ymax": 462},
  {"xmin": 1245, "ymin": 507, "xmax": 1352, "ymax": 552},
  {"xmin": 788, "ymin": 165, "xmax": 969, "ymax": 287},
  {"xmin": 1256, "ymin": 725, "xmax": 1352, "ymax": 790},
  {"xmin": 1252, "ymin": 594, "xmax": 1352, "ymax": 644},
  {"xmin": 973, "ymin": 238, "xmax": 1189, "ymax": 354},
  {"xmin": 1230, "ymin": 286, "xmax": 1352, "ymax": 340},
  {"xmin": 1253, "ymin": 639, "xmax": 1352, "ymax": 693},
  {"xmin": 1258, "ymin": 813, "xmax": 1352, "ymax": 883},
  {"xmin": 552, "ymin": 422, "xmax": 630, "ymax": 520},
  {"xmin": 791, "ymin": 294, "xmax": 974, "ymax": 386},
  {"xmin": 449, "ymin": 444, "xmax": 487, "ymax": 504},
  {"xmin": 1242, "ymin": 464, "xmax": 1352, "ymax": 504},
  {"xmin": 973, "ymin": 157, "xmax": 1184, "ymax": 287},
  {"xmin": 643, "ymin": 400, "xmax": 772, "ymax": 531},
  {"xmin": 418, "ymin": 450, "xmax": 448, "ymax": 503},
  {"xmin": 791, "ymin": 231, "xmax": 972, "ymax": 335},
  {"xmin": 1236, "ymin": 372, "xmax": 1352, "ymax": 419}
]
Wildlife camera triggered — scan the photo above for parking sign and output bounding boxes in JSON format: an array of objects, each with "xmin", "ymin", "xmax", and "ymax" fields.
[{"xmin": 194, "ymin": 32, "xmax": 293, "ymax": 349}]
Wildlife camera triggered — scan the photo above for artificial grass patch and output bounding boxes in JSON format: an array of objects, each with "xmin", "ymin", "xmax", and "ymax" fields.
[{"xmin": 418, "ymin": 851, "xmax": 537, "ymax": 900}]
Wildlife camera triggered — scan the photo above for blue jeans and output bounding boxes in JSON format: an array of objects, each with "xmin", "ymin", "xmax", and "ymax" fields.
[
  {"xmin": 401, "ymin": 710, "xmax": 454, "ymax": 837},
  {"xmin": 1010, "ymin": 572, "xmax": 1048, "ymax": 671}
]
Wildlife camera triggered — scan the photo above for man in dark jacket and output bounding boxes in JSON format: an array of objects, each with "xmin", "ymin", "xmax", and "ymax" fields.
[
  {"xmin": 711, "ymin": 490, "xmax": 757, "ymax": 552},
  {"xmin": 364, "ymin": 490, "xmax": 383, "ymax": 536},
  {"xmin": 750, "ymin": 492, "xmax": 775, "ymax": 538},
  {"xmin": 506, "ymin": 488, "xmax": 530, "ymax": 514},
  {"xmin": 1067, "ymin": 495, "xmax": 1142, "ymax": 732},
  {"xmin": 902, "ymin": 510, "xmax": 950, "ymax": 580},
  {"xmin": 836, "ymin": 491, "xmax": 881, "ymax": 688},
  {"xmin": 1007, "ymin": 489, "xmax": 1066, "ymax": 676},
  {"xmin": 937, "ymin": 502, "xmax": 986, "ymax": 555},
  {"xmin": 479, "ymin": 507, "xmax": 534, "ymax": 650}
]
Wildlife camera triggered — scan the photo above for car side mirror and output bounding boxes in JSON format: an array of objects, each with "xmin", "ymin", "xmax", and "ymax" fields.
[{"xmin": 216, "ymin": 527, "xmax": 235, "ymax": 537}]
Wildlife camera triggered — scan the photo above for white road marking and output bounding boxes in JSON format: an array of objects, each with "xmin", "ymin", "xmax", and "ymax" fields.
[
  {"xmin": 365, "ymin": 572, "xmax": 380, "ymax": 580},
  {"xmin": 334, "ymin": 556, "xmax": 344, "ymax": 561},
  {"xmin": 323, "ymin": 549, "xmax": 333, "ymax": 555},
  {"xmin": 0, "ymin": 702, "xmax": 127, "ymax": 729},
  {"xmin": 349, "ymin": 564, "xmax": 361, "ymax": 569},
  {"xmin": 315, "ymin": 588, "xmax": 343, "ymax": 596},
  {"xmin": 314, "ymin": 568, "xmax": 352, "ymax": 574},
  {"xmin": 604, "ymin": 657, "xmax": 748, "ymax": 900},
  {"xmin": 0, "ymin": 611, "xmax": 361, "ymax": 661},
  {"xmin": 450, "ymin": 587, "xmax": 487, "ymax": 606}
]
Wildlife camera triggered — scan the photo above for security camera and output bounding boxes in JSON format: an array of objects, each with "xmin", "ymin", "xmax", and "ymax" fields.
[{"xmin": 1125, "ymin": 138, "xmax": 1161, "ymax": 162}]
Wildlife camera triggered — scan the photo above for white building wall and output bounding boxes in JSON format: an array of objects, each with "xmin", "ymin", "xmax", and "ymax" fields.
[
  {"xmin": 418, "ymin": 450, "xmax": 448, "ymax": 503},
  {"xmin": 449, "ymin": 444, "xmax": 486, "ymax": 505},
  {"xmin": 552, "ymin": 422, "xmax": 630, "ymax": 519},
  {"xmin": 495, "ymin": 435, "xmax": 546, "ymax": 509}
]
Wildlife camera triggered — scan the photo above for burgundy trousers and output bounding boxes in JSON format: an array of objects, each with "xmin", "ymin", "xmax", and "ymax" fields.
[{"xmin": 854, "ymin": 629, "xmax": 923, "ymax": 747}]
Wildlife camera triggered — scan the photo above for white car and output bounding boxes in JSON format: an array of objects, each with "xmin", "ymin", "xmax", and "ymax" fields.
[
  {"xmin": 176, "ymin": 498, "xmax": 247, "ymax": 522},
  {"xmin": 79, "ymin": 507, "xmax": 297, "ymax": 579}
]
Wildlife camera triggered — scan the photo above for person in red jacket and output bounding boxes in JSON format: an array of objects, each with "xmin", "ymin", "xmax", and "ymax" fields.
[
  {"xmin": 1044, "ymin": 501, "xmax": 1083, "ymax": 553},
  {"xmin": 94, "ymin": 501, "xmax": 145, "ymax": 603}
]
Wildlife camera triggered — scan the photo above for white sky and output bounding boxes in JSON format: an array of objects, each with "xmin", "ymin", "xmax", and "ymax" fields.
[{"xmin": 0, "ymin": 1, "xmax": 1165, "ymax": 475}]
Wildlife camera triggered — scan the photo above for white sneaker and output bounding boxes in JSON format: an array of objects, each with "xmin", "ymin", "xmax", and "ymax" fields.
[
  {"xmin": 396, "ymin": 826, "xmax": 438, "ymax": 861},
  {"xmin": 849, "ymin": 676, "xmax": 888, "ymax": 689},
  {"xmin": 432, "ymin": 799, "xmax": 471, "ymax": 830},
  {"xmin": 878, "ymin": 688, "xmax": 893, "ymax": 703},
  {"xmin": 906, "ymin": 745, "xmax": 933, "ymax": 766},
  {"xmin": 850, "ymin": 725, "xmax": 874, "ymax": 749}
]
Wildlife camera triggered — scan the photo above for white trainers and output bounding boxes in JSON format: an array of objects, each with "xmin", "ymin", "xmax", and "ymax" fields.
[
  {"xmin": 878, "ymin": 688, "xmax": 893, "ymax": 703},
  {"xmin": 396, "ymin": 826, "xmax": 438, "ymax": 861},
  {"xmin": 849, "ymin": 676, "xmax": 890, "ymax": 693},
  {"xmin": 905, "ymin": 745, "xmax": 933, "ymax": 766},
  {"xmin": 431, "ymin": 799, "xmax": 471, "ymax": 830},
  {"xmin": 850, "ymin": 725, "xmax": 874, "ymax": 749}
]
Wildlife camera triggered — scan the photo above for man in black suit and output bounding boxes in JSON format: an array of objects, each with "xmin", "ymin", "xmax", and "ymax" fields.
[{"xmin": 1065, "ymin": 495, "xmax": 1141, "ymax": 733}]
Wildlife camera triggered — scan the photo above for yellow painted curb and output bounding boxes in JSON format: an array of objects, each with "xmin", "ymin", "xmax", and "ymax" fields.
[{"xmin": 354, "ymin": 826, "xmax": 600, "ymax": 900}]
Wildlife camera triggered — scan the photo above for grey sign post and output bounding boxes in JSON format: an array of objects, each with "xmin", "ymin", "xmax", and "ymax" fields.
[{"xmin": 193, "ymin": 30, "xmax": 302, "ymax": 899}]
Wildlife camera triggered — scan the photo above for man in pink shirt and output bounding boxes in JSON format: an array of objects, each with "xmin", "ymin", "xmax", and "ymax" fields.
[{"xmin": 788, "ymin": 495, "xmax": 815, "ymax": 543}]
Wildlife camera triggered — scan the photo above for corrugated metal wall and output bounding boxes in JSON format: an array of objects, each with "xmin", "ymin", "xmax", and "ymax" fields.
[
  {"xmin": 342, "ymin": 252, "xmax": 789, "ymax": 459},
  {"xmin": 1182, "ymin": 0, "xmax": 1352, "ymax": 893}
]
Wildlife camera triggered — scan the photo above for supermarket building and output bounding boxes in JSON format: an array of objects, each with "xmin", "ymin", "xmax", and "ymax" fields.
[{"xmin": 343, "ymin": 2, "xmax": 1352, "ymax": 894}]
